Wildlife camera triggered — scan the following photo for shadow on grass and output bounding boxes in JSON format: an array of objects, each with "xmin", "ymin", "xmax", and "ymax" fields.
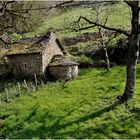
[
  {"xmin": 2, "ymin": 99, "xmax": 128, "ymax": 139},
  {"xmin": 61, "ymin": 112, "xmax": 140, "ymax": 139}
]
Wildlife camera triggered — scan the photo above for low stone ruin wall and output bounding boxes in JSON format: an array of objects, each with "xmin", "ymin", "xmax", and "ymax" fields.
[
  {"xmin": 49, "ymin": 65, "xmax": 78, "ymax": 80},
  {"xmin": 62, "ymin": 32, "xmax": 100, "ymax": 46},
  {"xmin": 62, "ymin": 31, "xmax": 114, "ymax": 46}
]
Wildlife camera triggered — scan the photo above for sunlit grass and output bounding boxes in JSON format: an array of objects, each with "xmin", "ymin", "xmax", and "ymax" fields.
[{"xmin": 0, "ymin": 65, "xmax": 140, "ymax": 139}]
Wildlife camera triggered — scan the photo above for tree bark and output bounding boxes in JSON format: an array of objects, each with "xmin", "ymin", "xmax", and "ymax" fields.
[
  {"xmin": 122, "ymin": 37, "xmax": 139, "ymax": 100},
  {"xmin": 75, "ymin": 1, "xmax": 140, "ymax": 101},
  {"xmin": 121, "ymin": 2, "xmax": 139, "ymax": 101}
]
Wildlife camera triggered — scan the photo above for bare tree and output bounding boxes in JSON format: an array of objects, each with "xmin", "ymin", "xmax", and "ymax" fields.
[
  {"xmin": 73, "ymin": 1, "xmax": 140, "ymax": 102},
  {"xmin": 0, "ymin": 0, "xmax": 75, "ymax": 45},
  {"xmin": 98, "ymin": 28, "xmax": 110, "ymax": 71},
  {"xmin": 95, "ymin": 3, "xmax": 110, "ymax": 71},
  {"xmin": 0, "ymin": 1, "xmax": 44, "ymax": 45}
]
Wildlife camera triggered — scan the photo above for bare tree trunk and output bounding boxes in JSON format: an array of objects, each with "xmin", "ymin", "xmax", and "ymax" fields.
[
  {"xmin": 99, "ymin": 29, "xmax": 110, "ymax": 71},
  {"xmin": 74, "ymin": 1, "xmax": 139, "ymax": 102},
  {"xmin": 104, "ymin": 46, "xmax": 110, "ymax": 71},
  {"xmin": 121, "ymin": 2, "xmax": 139, "ymax": 101},
  {"xmin": 95, "ymin": 3, "xmax": 110, "ymax": 71}
]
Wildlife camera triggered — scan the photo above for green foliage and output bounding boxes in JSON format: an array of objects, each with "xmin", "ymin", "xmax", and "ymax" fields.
[
  {"xmin": 107, "ymin": 34, "xmax": 127, "ymax": 47},
  {"xmin": 0, "ymin": 65, "xmax": 140, "ymax": 139},
  {"xmin": 69, "ymin": 54, "xmax": 93, "ymax": 64},
  {"xmin": 10, "ymin": 33, "xmax": 22, "ymax": 42},
  {"xmin": 64, "ymin": 41, "xmax": 100, "ymax": 62},
  {"xmin": 11, "ymin": 1, "xmax": 44, "ymax": 34},
  {"xmin": 0, "ymin": 80, "xmax": 37, "ymax": 102}
]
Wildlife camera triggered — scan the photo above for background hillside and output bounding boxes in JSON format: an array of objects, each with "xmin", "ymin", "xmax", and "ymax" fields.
[
  {"xmin": 25, "ymin": 2, "xmax": 131, "ymax": 38},
  {"xmin": 0, "ymin": 1, "xmax": 140, "ymax": 139},
  {"xmin": 23, "ymin": 2, "xmax": 138, "ymax": 66}
]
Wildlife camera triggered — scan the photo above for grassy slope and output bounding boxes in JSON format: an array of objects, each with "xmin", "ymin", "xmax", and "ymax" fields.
[
  {"xmin": 25, "ymin": 2, "xmax": 131, "ymax": 38},
  {"xmin": 0, "ymin": 65, "xmax": 140, "ymax": 139},
  {"xmin": 0, "ymin": 2, "xmax": 140, "ymax": 139},
  {"xmin": 24, "ymin": 3, "xmax": 132, "ymax": 64}
]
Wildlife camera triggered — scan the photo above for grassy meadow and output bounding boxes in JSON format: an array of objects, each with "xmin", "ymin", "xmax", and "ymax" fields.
[
  {"xmin": 0, "ymin": 65, "xmax": 140, "ymax": 139},
  {"xmin": 1, "ymin": 2, "xmax": 140, "ymax": 139}
]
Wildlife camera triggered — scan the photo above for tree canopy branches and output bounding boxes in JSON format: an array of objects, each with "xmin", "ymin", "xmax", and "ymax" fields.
[
  {"xmin": 124, "ymin": 1, "xmax": 134, "ymax": 7},
  {"xmin": 124, "ymin": 0, "xmax": 140, "ymax": 10},
  {"xmin": 76, "ymin": 16, "xmax": 130, "ymax": 37}
]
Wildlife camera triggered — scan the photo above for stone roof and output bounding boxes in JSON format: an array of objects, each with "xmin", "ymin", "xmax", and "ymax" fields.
[
  {"xmin": 6, "ymin": 32, "xmax": 63, "ymax": 55},
  {"xmin": 49, "ymin": 56, "xmax": 78, "ymax": 67}
]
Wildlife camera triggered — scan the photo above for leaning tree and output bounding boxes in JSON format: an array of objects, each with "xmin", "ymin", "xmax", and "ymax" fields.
[{"xmin": 73, "ymin": 1, "xmax": 140, "ymax": 101}]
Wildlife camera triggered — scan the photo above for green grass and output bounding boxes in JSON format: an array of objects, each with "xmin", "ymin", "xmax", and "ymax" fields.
[
  {"xmin": 0, "ymin": 65, "xmax": 140, "ymax": 139},
  {"xmin": 25, "ymin": 2, "xmax": 132, "ymax": 38}
]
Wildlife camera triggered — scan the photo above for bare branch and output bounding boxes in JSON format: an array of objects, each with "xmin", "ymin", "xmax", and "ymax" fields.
[
  {"xmin": 0, "ymin": 37, "xmax": 17, "ymax": 45},
  {"xmin": 0, "ymin": 1, "xmax": 16, "ymax": 16},
  {"xmin": 0, "ymin": 37, "xmax": 9, "ymax": 44},
  {"xmin": 0, "ymin": 25, "xmax": 14, "ymax": 32},
  {"xmin": 78, "ymin": 16, "xmax": 130, "ymax": 37},
  {"xmin": 6, "ymin": 9, "xmax": 29, "ymax": 19},
  {"xmin": 9, "ymin": 0, "xmax": 74, "ymax": 13},
  {"xmin": 124, "ymin": 1, "xmax": 139, "ymax": 9},
  {"xmin": 124, "ymin": 1, "xmax": 133, "ymax": 7},
  {"xmin": 74, "ymin": 25, "xmax": 96, "ymax": 32},
  {"xmin": 105, "ymin": 32, "xmax": 119, "ymax": 45}
]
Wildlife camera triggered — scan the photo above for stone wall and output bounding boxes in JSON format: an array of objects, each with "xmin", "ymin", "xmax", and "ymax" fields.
[
  {"xmin": 5, "ymin": 32, "xmax": 64, "ymax": 78},
  {"xmin": 62, "ymin": 31, "xmax": 114, "ymax": 46},
  {"xmin": 42, "ymin": 34, "xmax": 63, "ymax": 74},
  {"xmin": 7, "ymin": 53, "xmax": 42, "ymax": 77},
  {"xmin": 49, "ymin": 65, "xmax": 78, "ymax": 80}
]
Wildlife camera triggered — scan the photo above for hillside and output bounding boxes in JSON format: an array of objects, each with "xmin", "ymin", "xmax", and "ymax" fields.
[
  {"xmin": 0, "ymin": 1, "xmax": 140, "ymax": 139},
  {"xmin": 23, "ymin": 2, "xmax": 134, "ymax": 65},
  {"xmin": 25, "ymin": 2, "xmax": 131, "ymax": 38},
  {"xmin": 0, "ymin": 65, "xmax": 140, "ymax": 139}
]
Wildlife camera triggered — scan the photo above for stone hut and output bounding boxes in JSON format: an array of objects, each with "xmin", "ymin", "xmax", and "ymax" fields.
[
  {"xmin": 5, "ymin": 32, "xmax": 65, "ymax": 77},
  {"xmin": 49, "ymin": 56, "xmax": 78, "ymax": 80}
]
